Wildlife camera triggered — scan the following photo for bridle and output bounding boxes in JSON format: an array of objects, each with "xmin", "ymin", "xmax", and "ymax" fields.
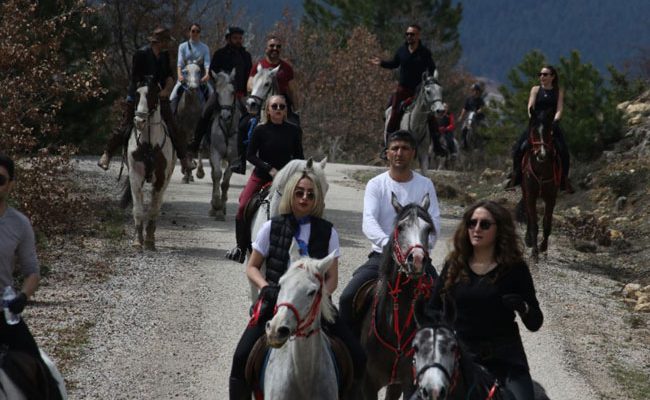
[
  {"xmin": 134, "ymin": 87, "xmax": 167, "ymax": 150},
  {"xmin": 412, "ymin": 326, "xmax": 460, "ymax": 400},
  {"xmin": 392, "ymin": 226, "xmax": 428, "ymax": 274},
  {"xmin": 274, "ymin": 268, "xmax": 324, "ymax": 338}
]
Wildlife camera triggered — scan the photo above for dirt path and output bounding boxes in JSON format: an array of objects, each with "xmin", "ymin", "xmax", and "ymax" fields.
[{"xmin": 66, "ymin": 161, "xmax": 597, "ymax": 399}]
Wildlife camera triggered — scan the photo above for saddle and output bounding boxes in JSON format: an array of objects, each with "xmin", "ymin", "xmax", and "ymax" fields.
[
  {"xmin": 245, "ymin": 334, "xmax": 353, "ymax": 398},
  {"xmin": 352, "ymin": 279, "xmax": 378, "ymax": 321}
]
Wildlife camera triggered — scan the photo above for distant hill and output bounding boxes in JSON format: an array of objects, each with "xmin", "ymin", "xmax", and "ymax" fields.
[{"xmin": 236, "ymin": 0, "xmax": 650, "ymax": 83}]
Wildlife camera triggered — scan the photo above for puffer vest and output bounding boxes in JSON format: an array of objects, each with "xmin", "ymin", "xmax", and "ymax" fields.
[{"xmin": 265, "ymin": 214, "xmax": 333, "ymax": 284}]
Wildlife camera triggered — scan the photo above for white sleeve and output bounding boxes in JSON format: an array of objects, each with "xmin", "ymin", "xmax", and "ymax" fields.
[
  {"xmin": 328, "ymin": 227, "xmax": 341, "ymax": 258},
  {"xmin": 362, "ymin": 178, "xmax": 390, "ymax": 250},
  {"xmin": 202, "ymin": 43, "xmax": 211, "ymax": 69},
  {"xmin": 251, "ymin": 220, "xmax": 272, "ymax": 257},
  {"xmin": 426, "ymin": 179, "xmax": 442, "ymax": 249}
]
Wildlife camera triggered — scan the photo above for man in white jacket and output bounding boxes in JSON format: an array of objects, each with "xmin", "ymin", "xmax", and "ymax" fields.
[{"xmin": 339, "ymin": 130, "xmax": 441, "ymax": 335}]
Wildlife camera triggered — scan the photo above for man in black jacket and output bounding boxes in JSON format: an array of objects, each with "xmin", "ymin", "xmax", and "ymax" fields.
[
  {"xmin": 189, "ymin": 26, "xmax": 252, "ymax": 174},
  {"xmin": 371, "ymin": 24, "xmax": 437, "ymax": 135}
]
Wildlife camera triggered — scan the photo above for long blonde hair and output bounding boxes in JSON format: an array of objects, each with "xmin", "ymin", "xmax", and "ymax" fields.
[
  {"xmin": 278, "ymin": 170, "xmax": 325, "ymax": 218},
  {"xmin": 260, "ymin": 94, "xmax": 287, "ymax": 124}
]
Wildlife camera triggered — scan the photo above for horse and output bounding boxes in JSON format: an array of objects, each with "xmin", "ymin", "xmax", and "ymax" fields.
[
  {"xmin": 175, "ymin": 59, "xmax": 205, "ymax": 184},
  {"xmin": 0, "ymin": 348, "xmax": 68, "ymax": 400},
  {"xmin": 358, "ymin": 193, "xmax": 436, "ymax": 400},
  {"xmin": 517, "ymin": 108, "xmax": 560, "ymax": 261},
  {"xmin": 459, "ymin": 111, "xmax": 485, "ymax": 171},
  {"xmin": 410, "ymin": 302, "xmax": 549, "ymax": 400},
  {"xmin": 430, "ymin": 130, "xmax": 459, "ymax": 171},
  {"xmin": 246, "ymin": 63, "xmax": 280, "ymax": 118},
  {"xmin": 125, "ymin": 78, "xmax": 175, "ymax": 250},
  {"xmin": 246, "ymin": 158, "xmax": 328, "ymax": 303},
  {"xmin": 196, "ymin": 69, "xmax": 239, "ymax": 220},
  {"xmin": 264, "ymin": 245, "xmax": 339, "ymax": 400},
  {"xmin": 385, "ymin": 71, "xmax": 444, "ymax": 174}
]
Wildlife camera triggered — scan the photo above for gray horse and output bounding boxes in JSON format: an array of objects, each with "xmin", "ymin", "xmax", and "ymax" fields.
[{"xmin": 175, "ymin": 59, "xmax": 204, "ymax": 184}]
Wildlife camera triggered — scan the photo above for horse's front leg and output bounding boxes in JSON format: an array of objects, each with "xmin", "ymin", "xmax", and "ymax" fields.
[
  {"xmin": 130, "ymin": 178, "xmax": 145, "ymax": 249},
  {"xmin": 540, "ymin": 195, "xmax": 557, "ymax": 253},
  {"xmin": 209, "ymin": 143, "xmax": 225, "ymax": 220}
]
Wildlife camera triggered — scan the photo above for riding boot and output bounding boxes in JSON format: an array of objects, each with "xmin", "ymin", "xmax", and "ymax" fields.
[
  {"xmin": 226, "ymin": 219, "xmax": 247, "ymax": 263},
  {"xmin": 160, "ymin": 97, "xmax": 195, "ymax": 172},
  {"xmin": 98, "ymin": 100, "xmax": 135, "ymax": 170},
  {"xmin": 229, "ymin": 377, "xmax": 252, "ymax": 400},
  {"xmin": 505, "ymin": 148, "xmax": 524, "ymax": 189}
]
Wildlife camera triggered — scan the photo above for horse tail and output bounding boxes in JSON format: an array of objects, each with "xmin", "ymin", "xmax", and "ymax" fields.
[
  {"xmin": 515, "ymin": 198, "xmax": 526, "ymax": 223},
  {"xmin": 120, "ymin": 177, "xmax": 132, "ymax": 209}
]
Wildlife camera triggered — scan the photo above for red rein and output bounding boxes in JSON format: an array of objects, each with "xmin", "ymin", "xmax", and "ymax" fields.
[{"xmin": 274, "ymin": 272, "xmax": 324, "ymax": 338}]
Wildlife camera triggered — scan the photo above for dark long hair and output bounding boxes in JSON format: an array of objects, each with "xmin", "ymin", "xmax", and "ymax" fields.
[
  {"xmin": 442, "ymin": 200, "xmax": 524, "ymax": 293},
  {"xmin": 542, "ymin": 65, "xmax": 559, "ymax": 89}
]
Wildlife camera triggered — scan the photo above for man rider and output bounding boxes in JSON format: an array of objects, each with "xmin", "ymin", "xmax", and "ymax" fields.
[
  {"xmin": 98, "ymin": 27, "xmax": 194, "ymax": 173},
  {"xmin": 189, "ymin": 26, "xmax": 252, "ymax": 174},
  {"xmin": 371, "ymin": 24, "xmax": 436, "ymax": 137},
  {"xmin": 458, "ymin": 83, "xmax": 485, "ymax": 149},
  {"xmin": 339, "ymin": 130, "xmax": 441, "ymax": 336}
]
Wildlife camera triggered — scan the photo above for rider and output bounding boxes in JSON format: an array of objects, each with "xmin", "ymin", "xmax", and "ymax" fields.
[
  {"xmin": 426, "ymin": 200, "xmax": 543, "ymax": 400},
  {"xmin": 98, "ymin": 27, "xmax": 194, "ymax": 173},
  {"xmin": 170, "ymin": 23, "xmax": 212, "ymax": 114},
  {"xmin": 458, "ymin": 83, "xmax": 485, "ymax": 149},
  {"xmin": 432, "ymin": 102, "xmax": 458, "ymax": 157},
  {"xmin": 371, "ymin": 24, "xmax": 436, "ymax": 138},
  {"xmin": 0, "ymin": 154, "xmax": 62, "ymax": 399},
  {"xmin": 226, "ymin": 95, "xmax": 303, "ymax": 263},
  {"xmin": 189, "ymin": 26, "xmax": 252, "ymax": 174},
  {"xmin": 339, "ymin": 130, "xmax": 441, "ymax": 336},
  {"xmin": 505, "ymin": 65, "xmax": 573, "ymax": 193},
  {"xmin": 229, "ymin": 169, "xmax": 365, "ymax": 400}
]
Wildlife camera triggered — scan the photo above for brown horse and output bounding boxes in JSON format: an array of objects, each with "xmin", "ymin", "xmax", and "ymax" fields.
[
  {"xmin": 518, "ymin": 108, "xmax": 561, "ymax": 260},
  {"xmin": 359, "ymin": 193, "xmax": 436, "ymax": 399}
]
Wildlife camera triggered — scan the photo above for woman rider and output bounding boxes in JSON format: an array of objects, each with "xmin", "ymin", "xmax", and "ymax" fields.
[
  {"xmin": 226, "ymin": 95, "xmax": 303, "ymax": 263},
  {"xmin": 426, "ymin": 200, "xmax": 543, "ymax": 399},
  {"xmin": 228, "ymin": 170, "xmax": 366, "ymax": 399},
  {"xmin": 506, "ymin": 65, "xmax": 573, "ymax": 193}
]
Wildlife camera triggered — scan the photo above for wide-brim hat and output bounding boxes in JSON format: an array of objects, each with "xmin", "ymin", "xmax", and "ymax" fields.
[
  {"xmin": 225, "ymin": 26, "xmax": 245, "ymax": 38},
  {"xmin": 148, "ymin": 27, "xmax": 174, "ymax": 43}
]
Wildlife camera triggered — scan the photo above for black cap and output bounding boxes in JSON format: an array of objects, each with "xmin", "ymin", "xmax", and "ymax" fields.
[{"xmin": 225, "ymin": 26, "xmax": 245, "ymax": 38}]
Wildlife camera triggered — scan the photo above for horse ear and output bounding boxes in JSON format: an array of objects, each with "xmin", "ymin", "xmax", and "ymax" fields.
[
  {"xmin": 420, "ymin": 193, "xmax": 430, "ymax": 210},
  {"xmin": 257, "ymin": 63, "xmax": 262, "ymax": 74},
  {"xmin": 442, "ymin": 294, "xmax": 457, "ymax": 325},
  {"xmin": 433, "ymin": 69, "xmax": 439, "ymax": 81},
  {"xmin": 271, "ymin": 64, "xmax": 281, "ymax": 74},
  {"xmin": 422, "ymin": 71, "xmax": 428, "ymax": 81},
  {"xmin": 289, "ymin": 239, "xmax": 301, "ymax": 264},
  {"xmin": 391, "ymin": 192, "xmax": 403, "ymax": 214},
  {"xmin": 305, "ymin": 158, "xmax": 313, "ymax": 170},
  {"xmin": 317, "ymin": 251, "xmax": 337, "ymax": 276},
  {"xmin": 319, "ymin": 157, "xmax": 328, "ymax": 169},
  {"xmin": 230, "ymin": 67, "xmax": 236, "ymax": 80}
]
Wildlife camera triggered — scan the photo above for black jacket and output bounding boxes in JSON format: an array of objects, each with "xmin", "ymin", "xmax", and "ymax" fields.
[
  {"xmin": 380, "ymin": 41, "xmax": 436, "ymax": 90},
  {"xmin": 210, "ymin": 44, "xmax": 252, "ymax": 94},
  {"xmin": 128, "ymin": 45, "xmax": 173, "ymax": 98}
]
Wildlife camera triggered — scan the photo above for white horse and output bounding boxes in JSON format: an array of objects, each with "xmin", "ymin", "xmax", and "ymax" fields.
[
  {"xmin": 0, "ymin": 349, "xmax": 67, "ymax": 399},
  {"xmin": 175, "ymin": 59, "xmax": 205, "ymax": 184},
  {"xmin": 247, "ymin": 158, "xmax": 328, "ymax": 302},
  {"xmin": 246, "ymin": 63, "xmax": 280, "ymax": 118},
  {"xmin": 264, "ymin": 245, "xmax": 338, "ymax": 400},
  {"xmin": 385, "ymin": 71, "xmax": 444, "ymax": 174},
  {"xmin": 197, "ymin": 69, "xmax": 238, "ymax": 220},
  {"xmin": 126, "ymin": 80, "xmax": 175, "ymax": 250}
]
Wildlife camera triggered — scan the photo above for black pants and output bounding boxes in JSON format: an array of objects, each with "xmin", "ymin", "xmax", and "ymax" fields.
[
  {"xmin": 190, "ymin": 90, "xmax": 220, "ymax": 153},
  {"xmin": 512, "ymin": 126, "xmax": 570, "ymax": 181},
  {"xmin": 339, "ymin": 252, "xmax": 438, "ymax": 336},
  {"xmin": 0, "ymin": 318, "xmax": 40, "ymax": 359}
]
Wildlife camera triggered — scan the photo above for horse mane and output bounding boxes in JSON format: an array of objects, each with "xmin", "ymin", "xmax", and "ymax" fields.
[{"xmin": 285, "ymin": 258, "xmax": 336, "ymax": 323}]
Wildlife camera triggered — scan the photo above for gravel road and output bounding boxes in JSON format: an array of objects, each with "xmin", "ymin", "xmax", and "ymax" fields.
[{"xmin": 67, "ymin": 160, "xmax": 597, "ymax": 399}]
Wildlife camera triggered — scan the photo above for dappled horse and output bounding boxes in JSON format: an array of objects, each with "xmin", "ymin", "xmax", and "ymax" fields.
[
  {"xmin": 358, "ymin": 193, "xmax": 435, "ymax": 400},
  {"xmin": 518, "ymin": 108, "xmax": 560, "ymax": 260},
  {"xmin": 175, "ymin": 59, "xmax": 205, "ymax": 184},
  {"xmin": 264, "ymin": 247, "xmax": 339, "ymax": 400},
  {"xmin": 385, "ymin": 71, "xmax": 444, "ymax": 174},
  {"xmin": 199, "ymin": 69, "xmax": 238, "ymax": 220},
  {"xmin": 246, "ymin": 158, "xmax": 328, "ymax": 303},
  {"xmin": 125, "ymin": 78, "xmax": 175, "ymax": 250},
  {"xmin": 0, "ymin": 348, "xmax": 67, "ymax": 400},
  {"xmin": 246, "ymin": 64, "xmax": 280, "ymax": 118}
]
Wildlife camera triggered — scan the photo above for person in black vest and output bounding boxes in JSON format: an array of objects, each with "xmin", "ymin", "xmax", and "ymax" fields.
[
  {"xmin": 98, "ymin": 27, "xmax": 194, "ymax": 173},
  {"xmin": 458, "ymin": 83, "xmax": 486, "ymax": 150},
  {"xmin": 228, "ymin": 170, "xmax": 365, "ymax": 400}
]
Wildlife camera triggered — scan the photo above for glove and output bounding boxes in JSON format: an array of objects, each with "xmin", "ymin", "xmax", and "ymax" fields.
[
  {"xmin": 8, "ymin": 292, "xmax": 27, "ymax": 314},
  {"xmin": 502, "ymin": 294, "xmax": 528, "ymax": 315},
  {"xmin": 259, "ymin": 283, "xmax": 280, "ymax": 305}
]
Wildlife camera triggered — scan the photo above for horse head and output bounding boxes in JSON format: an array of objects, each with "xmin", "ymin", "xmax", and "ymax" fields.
[
  {"xmin": 133, "ymin": 76, "xmax": 160, "ymax": 134},
  {"xmin": 182, "ymin": 59, "xmax": 203, "ymax": 91},
  {"xmin": 247, "ymin": 64, "xmax": 280, "ymax": 115},
  {"xmin": 422, "ymin": 70, "xmax": 444, "ymax": 115},
  {"xmin": 528, "ymin": 108, "xmax": 555, "ymax": 163},
  {"xmin": 266, "ymin": 247, "xmax": 337, "ymax": 348},
  {"xmin": 212, "ymin": 68, "xmax": 236, "ymax": 120},
  {"xmin": 389, "ymin": 193, "xmax": 433, "ymax": 276}
]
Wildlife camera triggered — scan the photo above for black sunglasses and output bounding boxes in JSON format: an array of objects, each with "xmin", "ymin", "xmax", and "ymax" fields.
[
  {"xmin": 405, "ymin": 32, "xmax": 416, "ymax": 37},
  {"xmin": 269, "ymin": 44, "xmax": 282, "ymax": 49},
  {"xmin": 191, "ymin": 29, "xmax": 200, "ymax": 33},
  {"xmin": 538, "ymin": 72, "xmax": 551, "ymax": 77},
  {"xmin": 294, "ymin": 189, "xmax": 315, "ymax": 200},
  {"xmin": 467, "ymin": 218, "xmax": 495, "ymax": 230},
  {"xmin": 270, "ymin": 103, "xmax": 286, "ymax": 110},
  {"xmin": 0, "ymin": 175, "xmax": 9, "ymax": 186}
]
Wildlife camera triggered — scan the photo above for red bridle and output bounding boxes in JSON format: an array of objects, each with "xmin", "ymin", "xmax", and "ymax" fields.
[
  {"xmin": 274, "ymin": 270, "xmax": 324, "ymax": 338},
  {"xmin": 392, "ymin": 227, "xmax": 428, "ymax": 271}
]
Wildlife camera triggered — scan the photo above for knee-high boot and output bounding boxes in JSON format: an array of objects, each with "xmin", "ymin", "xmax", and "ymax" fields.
[
  {"xmin": 226, "ymin": 219, "xmax": 247, "ymax": 263},
  {"xmin": 229, "ymin": 377, "xmax": 251, "ymax": 400}
]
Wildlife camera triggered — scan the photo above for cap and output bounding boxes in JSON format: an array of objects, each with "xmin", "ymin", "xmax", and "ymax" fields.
[
  {"xmin": 225, "ymin": 26, "xmax": 245, "ymax": 38},
  {"xmin": 471, "ymin": 83, "xmax": 482, "ymax": 91},
  {"xmin": 148, "ymin": 27, "xmax": 174, "ymax": 43}
]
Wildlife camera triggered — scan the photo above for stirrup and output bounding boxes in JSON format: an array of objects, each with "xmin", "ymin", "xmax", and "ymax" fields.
[{"xmin": 226, "ymin": 247, "xmax": 246, "ymax": 263}]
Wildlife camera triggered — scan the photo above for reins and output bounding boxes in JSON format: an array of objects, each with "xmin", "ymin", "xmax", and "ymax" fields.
[{"xmin": 274, "ymin": 270, "xmax": 324, "ymax": 338}]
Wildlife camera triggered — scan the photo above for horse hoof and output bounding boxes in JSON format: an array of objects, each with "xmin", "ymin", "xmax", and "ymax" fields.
[
  {"xmin": 182, "ymin": 176, "xmax": 190, "ymax": 184},
  {"xmin": 196, "ymin": 169, "xmax": 205, "ymax": 179},
  {"xmin": 144, "ymin": 241, "xmax": 156, "ymax": 251},
  {"xmin": 189, "ymin": 175, "xmax": 194, "ymax": 182},
  {"xmin": 132, "ymin": 241, "xmax": 143, "ymax": 250}
]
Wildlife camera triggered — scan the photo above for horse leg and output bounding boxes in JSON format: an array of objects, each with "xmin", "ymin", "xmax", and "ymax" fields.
[
  {"xmin": 220, "ymin": 162, "xmax": 232, "ymax": 216},
  {"xmin": 209, "ymin": 146, "xmax": 225, "ymax": 220},
  {"xmin": 540, "ymin": 196, "xmax": 556, "ymax": 253},
  {"xmin": 130, "ymin": 180, "xmax": 145, "ymax": 249},
  {"xmin": 144, "ymin": 220, "xmax": 156, "ymax": 251},
  {"xmin": 386, "ymin": 384, "xmax": 402, "ymax": 400},
  {"xmin": 526, "ymin": 198, "xmax": 539, "ymax": 260},
  {"xmin": 195, "ymin": 138, "xmax": 205, "ymax": 179}
]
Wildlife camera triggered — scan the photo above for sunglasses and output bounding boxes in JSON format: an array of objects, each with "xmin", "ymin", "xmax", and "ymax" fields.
[
  {"xmin": 294, "ymin": 189, "xmax": 315, "ymax": 200},
  {"xmin": 467, "ymin": 218, "xmax": 495, "ymax": 230},
  {"xmin": 405, "ymin": 32, "xmax": 416, "ymax": 37},
  {"xmin": 538, "ymin": 72, "xmax": 551, "ymax": 77},
  {"xmin": 270, "ymin": 103, "xmax": 286, "ymax": 110},
  {"xmin": 269, "ymin": 44, "xmax": 282, "ymax": 49},
  {"xmin": 0, "ymin": 175, "xmax": 9, "ymax": 186},
  {"xmin": 191, "ymin": 29, "xmax": 200, "ymax": 33}
]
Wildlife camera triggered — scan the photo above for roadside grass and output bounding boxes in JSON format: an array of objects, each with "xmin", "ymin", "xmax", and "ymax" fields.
[
  {"xmin": 55, "ymin": 320, "xmax": 96, "ymax": 391},
  {"xmin": 609, "ymin": 359, "xmax": 650, "ymax": 400}
]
